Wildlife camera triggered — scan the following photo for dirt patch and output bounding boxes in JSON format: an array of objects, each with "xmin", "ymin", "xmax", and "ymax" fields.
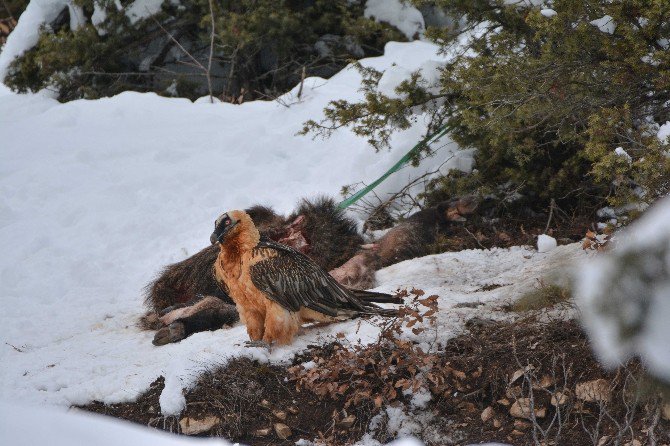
[
  {"xmin": 433, "ymin": 212, "xmax": 592, "ymax": 253},
  {"xmin": 81, "ymin": 358, "xmax": 366, "ymax": 445},
  {"xmin": 79, "ymin": 315, "xmax": 669, "ymax": 445}
]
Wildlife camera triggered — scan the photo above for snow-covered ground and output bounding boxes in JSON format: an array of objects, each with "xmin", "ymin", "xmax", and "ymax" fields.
[{"xmin": 0, "ymin": 23, "xmax": 589, "ymax": 445}]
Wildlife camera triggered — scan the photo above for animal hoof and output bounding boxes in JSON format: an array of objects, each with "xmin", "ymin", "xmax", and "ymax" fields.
[
  {"xmin": 152, "ymin": 322, "xmax": 186, "ymax": 346},
  {"xmin": 244, "ymin": 340, "xmax": 272, "ymax": 350}
]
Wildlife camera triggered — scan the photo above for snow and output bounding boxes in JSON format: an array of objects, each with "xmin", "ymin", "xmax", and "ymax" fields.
[
  {"xmin": 0, "ymin": 402, "xmax": 230, "ymax": 446},
  {"xmin": 576, "ymin": 196, "xmax": 670, "ymax": 382},
  {"xmin": 658, "ymin": 121, "xmax": 670, "ymax": 141},
  {"xmin": 540, "ymin": 9, "xmax": 557, "ymax": 18},
  {"xmin": 590, "ymin": 15, "xmax": 616, "ymax": 34},
  {"xmin": 364, "ymin": 0, "xmax": 425, "ymax": 40},
  {"xmin": 0, "ymin": 0, "xmax": 69, "ymax": 81},
  {"xmin": 537, "ymin": 234, "xmax": 557, "ymax": 253},
  {"xmin": 614, "ymin": 146, "xmax": 632, "ymax": 163},
  {"xmin": 377, "ymin": 65, "xmax": 414, "ymax": 99},
  {"xmin": 67, "ymin": 1, "xmax": 86, "ymax": 31},
  {"xmin": 125, "ymin": 0, "xmax": 166, "ymax": 25},
  {"xmin": 91, "ymin": 2, "xmax": 109, "ymax": 35}
]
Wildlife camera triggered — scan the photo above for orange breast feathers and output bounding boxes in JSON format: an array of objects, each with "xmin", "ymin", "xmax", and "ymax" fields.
[{"xmin": 213, "ymin": 210, "xmax": 307, "ymax": 345}]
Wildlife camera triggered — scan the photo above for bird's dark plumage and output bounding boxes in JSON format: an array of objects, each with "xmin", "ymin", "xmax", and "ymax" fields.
[{"xmin": 249, "ymin": 239, "xmax": 396, "ymax": 317}]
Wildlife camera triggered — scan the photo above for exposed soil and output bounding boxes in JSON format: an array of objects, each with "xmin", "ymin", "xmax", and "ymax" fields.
[
  {"xmin": 433, "ymin": 212, "xmax": 594, "ymax": 253},
  {"xmin": 79, "ymin": 315, "xmax": 670, "ymax": 445}
]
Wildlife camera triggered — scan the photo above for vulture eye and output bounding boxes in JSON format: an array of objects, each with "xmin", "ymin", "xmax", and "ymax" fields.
[{"xmin": 225, "ymin": 218, "xmax": 231, "ymax": 225}]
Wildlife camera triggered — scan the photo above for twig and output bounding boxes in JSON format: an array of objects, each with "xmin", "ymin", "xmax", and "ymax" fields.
[
  {"xmin": 206, "ymin": 0, "xmax": 216, "ymax": 102},
  {"xmin": 150, "ymin": 12, "xmax": 214, "ymax": 100},
  {"xmin": 544, "ymin": 198, "xmax": 556, "ymax": 234},
  {"xmin": 297, "ymin": 65, "xmax": 306, "ymax": 100},
  {"xmin": 464, "ymin": 227, "xmax": 485, "ymax": 249},
  {"xmin": 5, "ymin": 342, "xmax": 23, "ymax": 352}
]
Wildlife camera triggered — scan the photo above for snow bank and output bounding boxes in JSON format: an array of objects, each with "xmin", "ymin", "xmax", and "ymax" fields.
[
  {"xmin": 0, "ymin": 402, "xmax": 229, "ymax": 446},
  {"xmin": 576, "ymin": 196, "xmax": 670, "ymax": 383}
]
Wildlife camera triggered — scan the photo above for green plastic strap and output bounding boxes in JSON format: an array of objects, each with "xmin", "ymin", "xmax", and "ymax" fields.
[{"xmin": 337, "ymin": 124, "xmax": 451, "ymax": 209}]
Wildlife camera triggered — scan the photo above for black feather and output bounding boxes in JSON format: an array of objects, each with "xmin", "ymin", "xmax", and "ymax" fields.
[{"xmin": 250, "ymin": 239, "xmax": 397, "ymax": 317}]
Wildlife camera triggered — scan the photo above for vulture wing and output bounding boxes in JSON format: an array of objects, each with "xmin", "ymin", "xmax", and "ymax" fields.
[{"xmin": 249, "ymin": 239, "xmax": 388, "ymax": 317}]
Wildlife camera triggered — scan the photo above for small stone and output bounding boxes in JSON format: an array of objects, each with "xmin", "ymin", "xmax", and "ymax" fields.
[
  {"xmin": 597, "ymin": 436, "xmax": 610, "ymax": 446},
  {"xmin": 179, "ymin": 416, "xmax": 220, "ymax": 435},
  {"xmin": 497, "ymin": 398, "xmax": 510, "ymax": 406},
  {"xmin": 260, "ymin": 399, "xmax": 271, "ymax": 408},
  {"xmin": 538, "ymin": 375, "xmax": 554, "ymax": 389},
  {"xmin": 575, "ymin": 379, "xmax": 610, "ymax": 403},
  {"xmin": 147, "ymin": 405, "xmax": 157, "ymax": 414},
  {"xmin": 551, "ymin": 391, "xmax": 569, "ymax": 407},
  {"xmin": 510, "ymin": 366, "xmax": 533, "ymax": 385},
  {"xmin": 509, "ymin": 398, "xmax": 546, "ymax": 420},
  {"xmin": 514, "ymin": 419, "xmax": 531, "ymax": 430},
  {"xmin": 273, "ymin": 410, "xmax": 287, "ymax": 421},
  {"xmin": 287, "ymin": 406, "xmax": 299, "ymax": 415},
  {"xmin": 254, "ymin": 428, "xmax": 271, "ymax": 437},
  {"xmin": 481, "ymin": 406, "xmax": 494, "ymax": 422},
  {"xmin": 511, "ymin": 429, "xmax": 525, "ymax": 436},
  {"xmin": 274, "ymin": 423, "xmax": 292, "ymax": 439},
  {"xmin": 493, "ymin": 418, "xmax": 502, "ymax": 428},
  {"xmin": 506, "ymin": 386, "xmax": 523, "ymax": 399},
  {"xmin": 337, "ymin": 414, "xmax": 356, "ymax": 429},
  {"xmin": 661, "ymin": 403, "xmax": 670, "ymax": 421}
]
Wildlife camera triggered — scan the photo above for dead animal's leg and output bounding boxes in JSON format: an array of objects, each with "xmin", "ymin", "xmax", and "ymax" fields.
[
  {"xmin": 160, "ymin": 295, "xmax": 233, "ymax": 325},
  {"xmin": 152, "ymin": 296, "xmax": 239, "ymax": 346},
  {"xmin": 152, "ymin": 305, "xmax": 240, "ymax": 346},
  {"xmin": 263, "ymin": 303, "xmax": 300, "ymax": 345},
  {"xmin": 153, "ymin": 322, "xmax": 186, "ymax": 346}
]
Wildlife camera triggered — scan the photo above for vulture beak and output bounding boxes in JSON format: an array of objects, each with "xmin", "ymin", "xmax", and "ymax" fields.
[{"xmin": 211, "ymin": 212, "xmax": 238, "ymax": 245}]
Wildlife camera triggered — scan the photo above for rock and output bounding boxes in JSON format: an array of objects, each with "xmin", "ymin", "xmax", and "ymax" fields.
[
  {"xmin": 497, "ymin": 398, "xmax": 510, "ymax": 406},
  {"xmin": 551, "ymin": 391, "xmax": 569, "ymax": 407},
  {"xmin": 506, "ymin": 386, "xmax": 523, "ymax": 399},
  {"xmin": 274, "ymin": 423, "xmax": 292, "ymax": 439},
  {"xmin": 510, "ymin": 429, "xmax": 525, "ymax": 436},
  {"xmin": 481, "ymin": 406, "xmax": 495, "ymax": 422},
  {"xmin": 662, "ymin": 403, "xmax": 670, "ymax": 421},
  {"xmin": 514, "ymin": 419, "xmax": 531, "ymax": 430},
  {"xmin": 575, "ymin": 379, "xmax": 610, "ymax": 402},
  {"xmin": 493, "ymin": 418, "xmax": 502, "ymax": 428},
  {"xmin": 510, "ymin": 366, "xmax": 534, "ymax": 385},
  {"xmin": 179, "ymin": 416, "xmax": 220, "ymax": 435},
  {"xmin": 538, "ymin": 375, "xmax": 554, "ymax": 389},
  {"xmin": 287, "ymin": 406, "xmax": 299, "ymax": 415},
  {"xmin": 254, "ymin": 428, "xmax": 271, "ymax": 437},
  {"xmin": 337, "ymin": 414, "xmax": 356, "ymax": 429},
  {"xmin": 509, "ymin": 398, "xmax": 546, "ymax": 420},
  {"xmin": 273, "ymin": 410, "xmax": 287, "ymax": 421},
  {"xmin": 260, "ymin": 399, "xmax": 271, "ymax": 408}
]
